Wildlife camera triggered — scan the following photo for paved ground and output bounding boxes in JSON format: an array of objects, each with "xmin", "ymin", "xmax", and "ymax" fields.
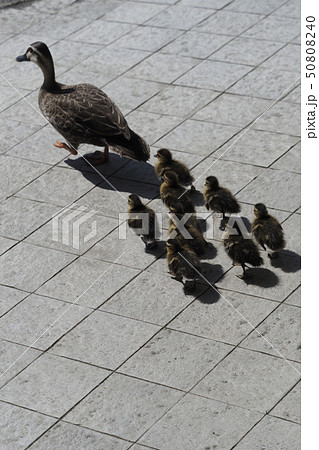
[{"xmin": 0, "ymin": 0, "xmax": 301, "ymax": 448}]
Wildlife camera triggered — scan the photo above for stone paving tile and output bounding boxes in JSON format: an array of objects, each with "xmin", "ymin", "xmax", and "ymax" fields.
[
  {"xmin": 145, "ymin": 4, "xmax": 214, "ymax": 30},
  {"xmin": 27, "ymin": 16, "xmax": 91, "ymax": 41},
  {"xmin": 285, "ymin": 286, "xmax": 301, "ymax": 307},
  {"xmin": 210, "ymin": 37, "xmax": 284, "ymax": 66},
  {"xmin": 190, "ymin": 157, "xmax": 264, "ymax": 194},
  {"xmin": 233, "ymin": 415, "xmax": 301, "ymax": 450},
  {"xmin": 25, "ymin": 212, "xmax": 118, "ymax": 256},
  {"xmin": 0, "ymin": 242, "xmax": 76, "ymax": 292},
  {"xmin": 0, "ymin": 84, "xmax": 31, "ymax": 112},
  {"xmin": 139, "ymin": 393, "xmax": 262, "ymax": 450},
  {"xmin": 229, "ymin": 68, "xmax": 300, "ymax": 100},
  {"xmin": 214, "ymin": 129, "xmax": 298, "ymax": 168},
  {"xmin": 0, "ymin": 294, "xmax": 91, "ymax": 351},
  {"xmin": 125, "ymin": 110, "xmax": 184, "ymax": 145},
  {"xmin": 272, "ymin": 141, "xmax": 300, "ymax": 173},
  {"xmin": 162, "ymin": 31, "xmax": 232, "ymax": 59},
  {"xmin": 0, "ymin": 353, "xmax": 109, "ymax": 417},
  {"xmin": 0, "ymin": 285, "xmax": 27, "ymax": 317},
  {"xmin": 216, "ymin": 251, "xmax": 301, "ymax": 303},
  {"xmin": 176, "ymin": 60, "xmax": 252, "ymax": 91},
  {"xmin": 193, "ymin": 93, "xmax": 271, "ymax": 128},
  {"xmin": 127, "ymin": 52, "xmax": 200, "ymax": 83},
  {"xmin": 240, "ymin": 303, "xmax": 301, "ymax": 362},
  {"xmin": 68, "ymin": 19, "xmax": 135, "ymax": 45},
  {"xmin": 3, "ymin": 63, "xmax": 68, "ymax": 91},
  {"xmin": 37, "ymin": 257, "xmax": 139, "ymax": 309},
  {"xmin": 102, "ymin": 75, "xmax": 164, "ymax": 110},
  {"xmin": 192, "ymin": 347, "xmax": 300, "ymax": 413},
  {"xmin": 116, "ymin": 25, "xmax": 182, "ymax": 52},
  {"xmin": 253, "ymin": 101, "xmax": 301, "ymax": 137},
  {"xmin": 243, "ymin": 16, "xmax": 300, "ymax": 43},
  {"xmin": 283, "ymin": 83, "xmax": 300, "ymax": 104},
  {"xmin": 226, "ymin": 0, "xmax": 288, "ymax": 15},
  {"xmin": 104, "ymin": 1, "xmax": 167, "ymax": 24},
  {"xmin": 57, "ymin": 65, "xmax": 114, "ymax": 89},
  {"xmin": 100, "ymin": 270, "xmax": 203, "ymax": 325},
  {"xmin": 0, "ymin": 91, "xmax": 47, "ymax": 127},
  {"xmin": 0, "ymin": 196, "xmax": 60, "ymax": 241},
  {"xmin": 0, "ymin": 156, "xmax": 49, "ymax": 202},
  {"xmin": 50, "ymin": 310, "xmax": 160, "ymax": 369},
  {"xmin": 156, "ymin": 119, "xmax": 240, "ymax": 156},
  {"xmin": 0, "ymin": 339, "xmax": 41, "ymax": 389},
  {"xmin": 273, "ymin": 0, "xmax": 300, "ymax": 19},
  {"xmin": 50, "ymin": 40, "xmax": 103, "ymax": 68},
  {"xmin": 121, "ymin": 328, "xmax": 232, "ymax": 390},
  {"xmin": 237, "ymin": 168, "xmax": 301, "ymax": 212},
  {"xmin": 0, "ymin": 8, "xmax": 48, "ymax": 34},
  {"xmin": 65, "ymin": 373, "xmax": 184, "ymax": 441},
  {"xmin": 169, "ymin": 289, "xmax": 277, "ymax": 346},
  {"xmin": 80, "ymin": 45, "xmax": 152, "ymax": 79},
  {"xmin": 179, "ymin": 0, "xmax": 230, "ymax": 9},
  {"xmin": 0, "ymin": 119, "xmax": 41, "ymax": 154},
  {"xmin": 260, "ymin": 43, "xmax": 300, "ymax": 72},
  {"xmin": 30, "ymin": 421, "xmax": 131, "ymax": 450},
  {"xmin": 57, "ymin": 0, "xmax": 122, "ymax": 19},
  {"xmin": 0, "ymin": 237, "xmax": 17, "ymax": 256},
  {"xmin": 17, "ymin": 166, "xmax": 99, "ymax": 207},
  {"xmin": 196, "ymin": 10, "xmax": 263, "ymax": 36},
  {"xmin": 270, "ymin": 381, "xmax": 301, "ymax": 424},
  {"xmin": 139, "ymin": 84, "xmax": 219, "ymax": 118},
  {"xmin": 281, "ymin": 213, "xmax": 301, "ymax": 255},
  {"xmin": 0, "ymin": 401, "xmax": 55, "ymax": 449}
]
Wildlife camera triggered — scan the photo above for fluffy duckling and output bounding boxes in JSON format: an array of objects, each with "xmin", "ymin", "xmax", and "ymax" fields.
[
  {"xmin": 223, "ymin": 220, "xmax": 263, "ymax": 279},
  {"xmin": 168, "ymin": 202, "xmax": 207, "ymax": 257},
  {"xmin": 251, "ymin": 203, "xmax": 285, "ymax": 258},
  {"xmin": 160, "ymin": 171, "xmax": 195, "ymax": 213},
  {"xmin": 154, "ymin": 148, "xmax": 195, "ymax": 189},
  {"xmin": 204, "ymin": 176, "xmax": 241, "ymax": 229},
  {"xmin": 166, "ymin": 238, "xmax": 200, "ymax": 291},
  {"xmin": 127, "ymin": 194, "xmax": 158, "ymax": 250}
]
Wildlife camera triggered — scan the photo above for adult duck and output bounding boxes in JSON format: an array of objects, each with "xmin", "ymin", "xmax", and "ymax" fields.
[{"xmin": 16, "ymin": 42, "xmax": 150, "ymax": 165}]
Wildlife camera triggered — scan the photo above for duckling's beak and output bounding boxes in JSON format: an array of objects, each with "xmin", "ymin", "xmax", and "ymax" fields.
[{"xmin": 16, "ymin": 53, "xmax": 28, "ymax": 62}]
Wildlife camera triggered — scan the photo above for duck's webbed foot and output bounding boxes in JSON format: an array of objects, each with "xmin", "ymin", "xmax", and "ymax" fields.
[
  {"xmin": 236, "ymin": 264, "xmax": 252, "ymax": 279},
  {"xmin": 85, "ymin": 146, "xmax": 109, "ymax": 166},
  {"xmin": 54, "ymin": 140, "xmax": 78, "ymax": 155}
]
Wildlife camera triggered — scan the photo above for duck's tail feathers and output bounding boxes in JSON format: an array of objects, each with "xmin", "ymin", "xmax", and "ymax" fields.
[{"xmin": 109, "ymin": 129, "xmax": 150, "ymax": 162}]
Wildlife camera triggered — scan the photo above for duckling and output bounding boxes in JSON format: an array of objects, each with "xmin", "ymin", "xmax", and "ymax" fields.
[
  {"xmin": 204, "ymin": 176, "xmax": 241, "ymax": 229},
  {"xmin": 154, "ymin": 148, "xmax": 195, "ymax": 190},
  {"xmin": 127, "ymin": 194, "xmax": 158, "ymax": 250},
  {"xmin": 166, "ymin": 238, "xmax": 201, "ymax": 291},
  {"xmin": 160, "ymin": 171, "xmax": 195, "ymax": 213},
  {"xmin": 223, "ymin": 220, "xmax": 263, "ymax": 279},
  {"xmin": 251, "ymin": 203, "xmax": 286, "ymax": 258},
  {"xmin": 16, "ymin": 42, "xmax": 149, "ymax": 165},
  {"xmin": 168, "ymin": 202, "xmax": 207, "ymax": 257}
]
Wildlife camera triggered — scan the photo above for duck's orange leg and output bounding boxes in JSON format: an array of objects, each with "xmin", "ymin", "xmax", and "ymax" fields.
[
  {"xmin": 85, "ymin": 146, "xmax": 110, "ymax": 166},
  {"xmin": 54, "ymin": 140, "xmax": 78, "ymax": 155}
]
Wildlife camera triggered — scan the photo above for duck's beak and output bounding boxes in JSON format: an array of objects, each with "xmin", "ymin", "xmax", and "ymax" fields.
[{"xmin": 16, "ymin": 53, "xmax": 28, "ymax": 62}]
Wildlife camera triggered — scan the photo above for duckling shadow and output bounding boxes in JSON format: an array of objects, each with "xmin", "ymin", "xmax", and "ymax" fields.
[
  {"xmin": 64, "ymin": 155, "xmax": 159, "ymax": 200},
  {"xmin": 190, "ymin": 190, "xmax": 204, "ymax": 207},
  {"xmin": 197, "ymin": 286, "xmax": 221, "ymax": 304},
  {"xmin": 242, "ymin": 267, "xmax": 279, "ymax": 288},
  {"xmin": 148, "ymin": 240, "xmax": 166, "ymax": 259},
  {"xmin": 270, "ymin": 250, "xmax": 301, "ymax": 273},
  {"xmin": 199, "ymin": 263, "xmax": 224, "ymax": 286},
  {"xmin": 202, "ymin": 242, "xmax": 218, "ymax": 260}
]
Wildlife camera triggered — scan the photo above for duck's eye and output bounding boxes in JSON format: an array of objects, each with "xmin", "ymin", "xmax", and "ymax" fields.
[{"xmin": 28, "ymin": 47, "xmax": 33, "ymax": 53}]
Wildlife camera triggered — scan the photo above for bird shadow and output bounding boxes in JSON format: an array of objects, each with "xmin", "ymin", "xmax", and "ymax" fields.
[
  {"xmin": 270, "ymin": 250, "xmax": 301, "ymax": 273},
  {"xmin": 190, "ymin": 189, "xmax": 205, "ymax": 207},
  {"xmin": 64, "ymin": 155, "xmax": 159, "ymax": 200},
  {"xmin": 197, "ymin": 285, "xmax": 221, "ymax": 304},
  {"xmin": 199, "ymin": 262, "xmax": 225, "ymax": 286},
  {"xmin": 240, "ymin": 267, "xmax": 279, "ymax": 288},
  {"xmin": 202, "ymin": 242, "xmax": 217, "ymax": 260}
]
